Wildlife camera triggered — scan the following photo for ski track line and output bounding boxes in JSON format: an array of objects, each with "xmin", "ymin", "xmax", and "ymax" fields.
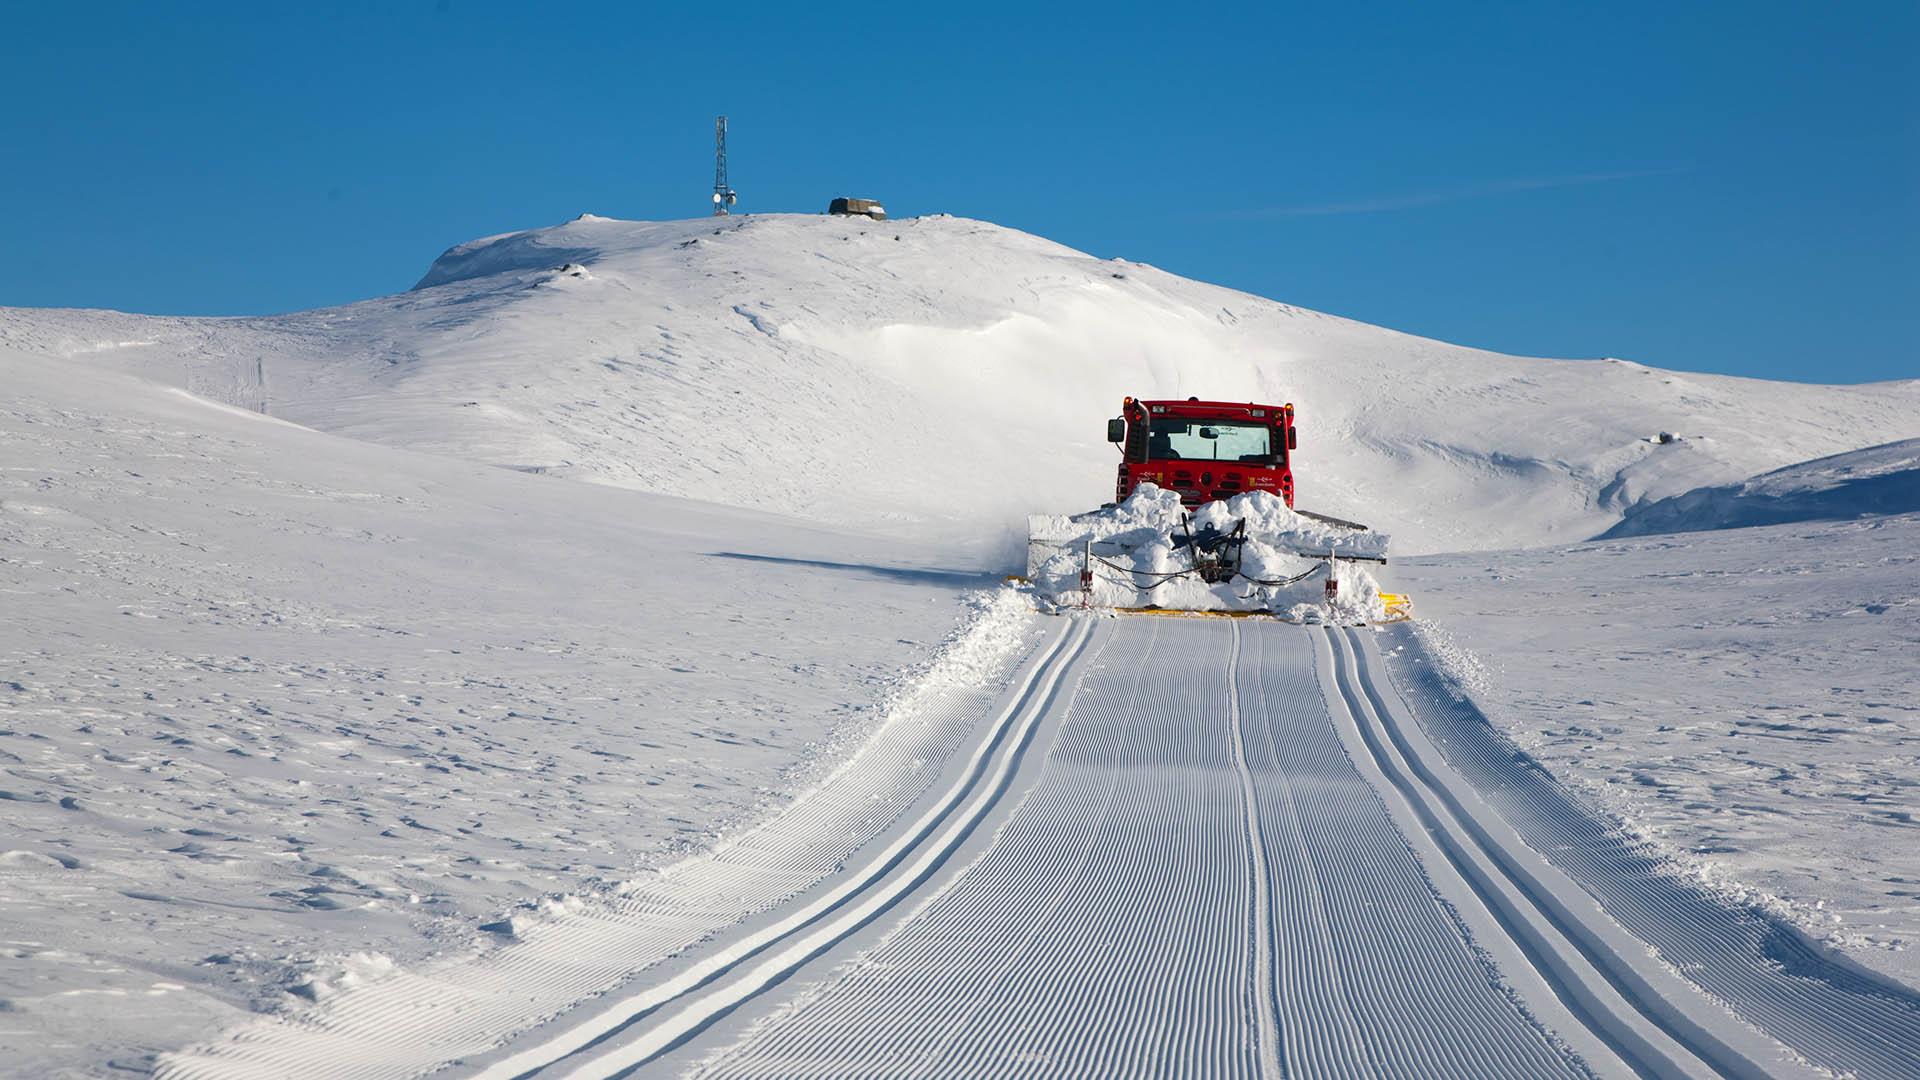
[
  {"xmin": 1223, "ymin": 621, "xmax": 1285, "ymax": 1078},
  {"xmin": 1263, "ymin": 626, "xmax": 1586, "ymax": 1080},
  {"xmin": 152, "ymin": 597, "xmax": 1065, "ymax": 1080},
  {"xmin": 1373, "ymin": 623, "xmax": 1920, "ymax": 1080},
  {"xmin": 1321, "ymin": 628, "xmax": 1763, "ymax": 1078},
  {"xmin": 520, "ymin": 616, "xmax": 1100, "ymax": 1078},
  {"xmin": 683, "ymin": 619, "xmax": 1588, "ymax": 1079}
]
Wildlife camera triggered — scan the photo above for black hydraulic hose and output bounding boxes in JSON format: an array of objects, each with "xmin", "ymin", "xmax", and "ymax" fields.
[
  {"xmin": 1233, "ymin": 563, "xmax": 1326, "ymax": 588},
  {"xmin": 1089, "ymin": 554, "xmax": 1196, "ymax": 583},
  {"xmin": 1092, "ymin": 554, "xmax": 1327, "ymax": 592}
]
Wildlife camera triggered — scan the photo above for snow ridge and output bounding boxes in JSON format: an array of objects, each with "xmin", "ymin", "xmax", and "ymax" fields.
[{"xmin": 1602, "ymin": 437, "xmax": 1920, "ymax": 537}]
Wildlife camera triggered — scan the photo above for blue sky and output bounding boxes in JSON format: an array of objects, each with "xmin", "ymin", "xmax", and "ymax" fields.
[{"xmin": 1, "ymin": 2, "xmax": 1912, "ymax": 382}]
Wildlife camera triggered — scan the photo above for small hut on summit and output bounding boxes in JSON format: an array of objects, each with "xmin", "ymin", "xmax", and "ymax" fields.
[{"xmin": 828, "ymin": 197, "xmax": 886, "ymax": 221}]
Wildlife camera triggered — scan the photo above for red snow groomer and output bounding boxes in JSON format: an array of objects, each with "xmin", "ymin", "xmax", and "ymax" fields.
[{"xmin": 1108, "ymin": 397, "xmax": 1298, "ymax": 508}]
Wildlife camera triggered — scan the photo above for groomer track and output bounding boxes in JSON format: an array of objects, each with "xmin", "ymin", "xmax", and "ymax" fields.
[{"xmin": 160, "ymin": 613, "xmax": 1920, "ymax": 1079}]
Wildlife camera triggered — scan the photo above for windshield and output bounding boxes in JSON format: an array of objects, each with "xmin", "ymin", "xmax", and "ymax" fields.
[{"xmin": 1147, "ymin": 418, "xmax": 1274, "ymax": 463}]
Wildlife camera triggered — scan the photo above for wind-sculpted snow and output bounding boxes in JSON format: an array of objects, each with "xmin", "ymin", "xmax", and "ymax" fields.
[
  {"xmin": 154, "ymin": 591, "xmax": 1046, "ymax": 1080},
  {"xmin": 1601, "ymin": 437, "xmax": 1920, "ymax": 538},
  {"xmin": 1377, "ymin": 624, "xmax": 1920, "ymax": 1078}
]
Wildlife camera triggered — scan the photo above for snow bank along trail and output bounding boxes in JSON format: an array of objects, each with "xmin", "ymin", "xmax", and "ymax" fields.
[{"xmin": 151, "ymin": 590, "xmax": 1057, "ymax": 1079}]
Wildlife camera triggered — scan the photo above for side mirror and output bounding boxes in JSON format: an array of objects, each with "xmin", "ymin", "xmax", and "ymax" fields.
[
  {"xmin": 1107, "ymin": 417, "xmax": 1126, "ymax": 443},
  {"xmin": 1287, "ymin": 426, "xmax": 1298, "ymax": 451}
]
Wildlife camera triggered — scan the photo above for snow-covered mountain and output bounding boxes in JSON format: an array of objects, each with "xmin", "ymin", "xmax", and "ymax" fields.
[
  {"xmin": 6, "ymin": 212, "xmax": 1916, "ymax": 555},
  {"xmin": 7, "ymin": 212, "xmax": 1920, "ymax": 1074}
]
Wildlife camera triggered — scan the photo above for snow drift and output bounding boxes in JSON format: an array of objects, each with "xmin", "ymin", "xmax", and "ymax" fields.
[{"xmin": 1600, "ymin": 437, "xmax": 1920, "ymax": 538}]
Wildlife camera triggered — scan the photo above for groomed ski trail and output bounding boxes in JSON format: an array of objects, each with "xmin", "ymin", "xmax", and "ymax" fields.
[
  {"xmin": 1372, "ymin": 623, "xmax": 1920, "ymax": 1079},
  {"xmin": 157, "ymin": 612, "xmax": 1920, "ymax": 1079},
  {"xmin": 631, "ymin": 619, "xmax": 1657, "ymax": 1079}
]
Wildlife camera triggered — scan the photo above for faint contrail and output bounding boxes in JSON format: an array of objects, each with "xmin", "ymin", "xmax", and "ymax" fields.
[{"xmin": 1248, "ymin": 168, "xmax": 1689, "ymax": 218}]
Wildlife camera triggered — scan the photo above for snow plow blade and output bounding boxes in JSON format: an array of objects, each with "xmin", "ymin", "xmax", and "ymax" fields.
[
  {"xmin": 1296, "ymin": 508, "xmax": 1373, "ymax": 532},
  {"xmin": 1022, "ymin": 486, "xmax": 1407, "ymax": 622}
]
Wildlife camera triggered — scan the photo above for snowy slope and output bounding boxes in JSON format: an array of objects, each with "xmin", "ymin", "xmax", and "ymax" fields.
[
  {"xmin": 5, "ymin": 213, "xmax": 1916, "ymax": 555},
  {"xmin": 0, "ymin": 345, "xmax": 999, "ymax": 1076},
  {"xmin": 1602, "ymin": 437, "xmax": 1920, "ymax": 537}
]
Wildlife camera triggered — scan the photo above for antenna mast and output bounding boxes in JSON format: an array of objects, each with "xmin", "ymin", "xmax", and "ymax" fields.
[{"xmin": 712, "ymin": 116, "xmax": 737, "ymax": 216}]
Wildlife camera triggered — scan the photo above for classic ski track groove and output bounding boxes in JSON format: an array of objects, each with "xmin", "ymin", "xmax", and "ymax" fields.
[
  {"xmin": 1322, "ymin": 629, "xmax": 1756, "ymax": 1078},
  {"xmin": 1223, "ymin": 622, "xmax": 1285, "ymax": 1077},
  {"xmin": 1373, "ymin": 624, "xmax": 1920, "ymax": 1080},
  {"xmin": 678, "ymin": 620, "xmax": 1592, "ymax": 1079}
]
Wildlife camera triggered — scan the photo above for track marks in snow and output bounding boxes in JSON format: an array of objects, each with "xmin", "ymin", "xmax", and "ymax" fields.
[
  {"xmin": 1320, "ymin": 629, "xmax": 1752, "ymax": 1077},
  {"xmin": 1223, "ymin": 623, "xmax": 1284, "ymax": 1077},
  {"xmin": 518, "ymin": 617, "xmax": 1100, "ymax": 1077},
  {"xmin": 691, "ymin": 620, "xmax": 1587, "ymax": 1079},
  {"xmin": 1253, "ymin": 626, "xmax": 1587, "ymax": 1078},
  {"xmin": 689, "ymin": 619, "xmax": 1268, "ymax": 1078},
  {"xmin": 159, "ymin": 615, "xmax": 1915, "ymax": 1079},
  {"xmin": 1375, "ymin": 625, "xmax": 1920, "ymax": 1079}
]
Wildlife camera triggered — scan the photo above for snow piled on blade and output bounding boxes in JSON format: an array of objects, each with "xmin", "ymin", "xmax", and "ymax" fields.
[{"xmin": 1027, "ymin": 484, "xmax": 1391, "ymax": 619}]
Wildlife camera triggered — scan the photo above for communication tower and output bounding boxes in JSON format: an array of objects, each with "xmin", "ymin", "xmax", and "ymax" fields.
[{"xmin": 712, "ymin": 116, "xmax": 737, "ymax": 216}]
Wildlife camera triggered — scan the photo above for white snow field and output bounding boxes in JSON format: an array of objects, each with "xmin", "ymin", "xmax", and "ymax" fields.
[
  {"xmin": 2, "ymin": 212, "xmax": 1919, "ymax": 1077},
  {"xmin": 0, "ymin": 347, "xmax": 1008, "ymax": 1075}
]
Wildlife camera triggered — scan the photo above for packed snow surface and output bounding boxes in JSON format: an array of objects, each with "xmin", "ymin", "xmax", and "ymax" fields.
[
  {"xmin": 1026, "ymin": 484, "xmax": 1390, "ymax": 618},
  {"xmin": 4, "ymin": 213, "xmax": 1917, "ymax": 554},
  {"xmin": 1602, "ymin": 436, "xmax": 1920, "ymax": 537}
]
